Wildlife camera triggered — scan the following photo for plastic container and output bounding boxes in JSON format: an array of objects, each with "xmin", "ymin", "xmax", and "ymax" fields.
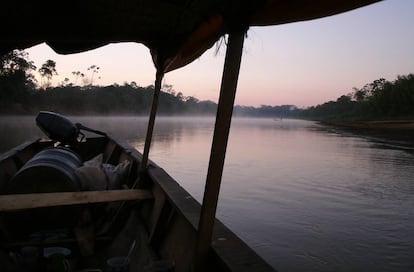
[
  {"xmin": 8, "ymin": 147, "xmax": 82, "ymax": 194},
  {"xmin": 4, "ymin": 147, "xmax": 83, "ymax": 236}
]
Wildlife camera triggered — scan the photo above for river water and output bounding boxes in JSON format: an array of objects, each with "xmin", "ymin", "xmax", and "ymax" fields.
[{"xmin": 1, "ymin": 116, "xmax": 413, "ymax": 272}]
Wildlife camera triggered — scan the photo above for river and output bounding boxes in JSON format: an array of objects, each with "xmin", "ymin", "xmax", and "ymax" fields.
[{"xmin": 1, "ymin": 116, "xmax": 413, "ymax": 272}]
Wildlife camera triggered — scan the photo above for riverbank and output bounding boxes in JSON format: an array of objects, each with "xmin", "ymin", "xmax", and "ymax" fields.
[
  {"xmin": 320, "ymin": 120, "xmax": 414, "ymax": 130},
  {"xmin": 319, "ymin": 120, "xmax": 414, "ymax": 146}
]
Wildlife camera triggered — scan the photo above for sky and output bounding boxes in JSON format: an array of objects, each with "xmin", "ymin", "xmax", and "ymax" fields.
[{"xmin": 25, "ymin": 0, "xmax": 414, "ymax": 108}]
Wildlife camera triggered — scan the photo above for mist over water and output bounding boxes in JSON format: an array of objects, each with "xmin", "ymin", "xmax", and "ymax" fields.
[{"xmin": 1, "ymin": 116, "xmax": 413, "ymax": 272}]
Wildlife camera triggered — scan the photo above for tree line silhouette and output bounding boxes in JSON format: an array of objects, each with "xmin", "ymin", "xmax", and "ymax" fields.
[
  {"xmin": 0, "ymin": 50, "xmax": 218, "ymax": 115},
  {"xmin": 299, "ymin": 75, "xmax": 414, "ymax": 120},
  {"xmin": 1, "ymin": 49, "xmax": 413, "ymax": 120}
]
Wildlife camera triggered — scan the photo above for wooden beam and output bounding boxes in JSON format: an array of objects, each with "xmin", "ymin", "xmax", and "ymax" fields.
[
  {"xmin": 195, "ymin": 31, "xmax": 245, "ymax": 271},
  {"xmin": 0, "ymin": 189, "xmax": 153, "ymax": 212},
  {"xmin": 4, "ymin": 236, "xmax": 113, "ymax": 249},
  {"xmin": 137, "ymin": 70, "xmax": 164, "ymax": 187}
]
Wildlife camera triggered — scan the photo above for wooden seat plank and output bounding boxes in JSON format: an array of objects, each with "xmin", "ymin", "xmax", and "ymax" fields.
[{"xmin": 0, "ymin": 189, "xmax": 153, "ymax": 212}]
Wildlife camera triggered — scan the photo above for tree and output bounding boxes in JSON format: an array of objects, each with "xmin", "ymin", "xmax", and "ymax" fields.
[
  {"xmin": 87, "ymin": 65, "xmax": 100, "ymax": 85},
  {"xmin": 176, "ymin": 92, "xmax": 184, "ymax": 101},
  {"xmin": 162, "ymin": 84, "xmax": 174, "ymax": 95},
  {"xmin": 1, "ymin": 50, "xmax": 36, "ymax": 76},
  {"xmin": 60, "ymin": 77, "xmax": 70, "ymax": 87},
  {"xmin": 72, "ymin": 71, "xmax": 85, "ymax": 86},
  {"xmin": 38, "ymin": 60, "xmax": 58, "ymax": 89},
  {"xmin": 353, "ymin": 87, "xmax": 367, "ymax": 102},
  {"xmin": 0, "ymin": 50, "xmax": 36, "ymax": 103}
]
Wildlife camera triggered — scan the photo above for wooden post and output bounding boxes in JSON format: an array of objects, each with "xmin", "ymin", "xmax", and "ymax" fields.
[
  {"xmin": 194, "ymin": 31, "xmax": 245, "ymax": 270},
  {"xmin": 135, "ymin": 70, "xmax": 164, "ymax": 187}
]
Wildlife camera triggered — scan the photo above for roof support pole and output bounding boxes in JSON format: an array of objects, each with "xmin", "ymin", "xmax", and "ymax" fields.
[
  {"xmin": 195, "ymin": 31, "xmax": 245, "ymax": 270},
  {"xmin": 136, "ymin": 70, "xmax": 164, "ymax": 187}
]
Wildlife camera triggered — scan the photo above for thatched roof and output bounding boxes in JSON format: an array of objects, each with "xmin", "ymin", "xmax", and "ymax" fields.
[{"xmin": 1, "ymin": 0, "xmax": 381, "ymax": 72}]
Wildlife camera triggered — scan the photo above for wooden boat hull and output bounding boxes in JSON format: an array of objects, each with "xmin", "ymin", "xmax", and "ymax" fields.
[{"xmin": 0, "ymin": 136, "xmax": 275, "ymax": 271}]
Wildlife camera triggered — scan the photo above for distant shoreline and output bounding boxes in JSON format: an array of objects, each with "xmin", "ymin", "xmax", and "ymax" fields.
[
  {"xmin": 319, "ymin": 120, "xmax": 414, "ymax": 145},
  {"xmin": 319, "ymin": 120, "xmax": 414, "ymax": 130}
]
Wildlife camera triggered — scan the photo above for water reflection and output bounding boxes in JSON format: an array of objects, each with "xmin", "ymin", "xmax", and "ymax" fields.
[{"xmin": 0, "ymin": 116, "xmax": 44, "ymax": 152}]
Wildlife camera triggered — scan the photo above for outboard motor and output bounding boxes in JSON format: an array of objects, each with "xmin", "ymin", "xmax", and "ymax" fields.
[
  {"xmin": 36, "ymin": 111, "xmax": 80, "ymax": 144},
  {"xmin": 36, "ymin": 111, "xmax": 107, "ymax": 145}
]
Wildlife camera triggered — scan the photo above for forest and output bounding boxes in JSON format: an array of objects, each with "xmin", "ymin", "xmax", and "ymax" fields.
[
  {"xmin": 1, "ymin": 49, "xmax": 414, "ymax": 120},
  {"xmin": 300, "ymin": 75, "xmax": 414, "ymax": 121}
]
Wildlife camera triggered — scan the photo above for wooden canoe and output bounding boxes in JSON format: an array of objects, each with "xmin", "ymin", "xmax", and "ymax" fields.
[{"xmin": 0, "ymin": 134, "xmax": 275, "ymax": 271}]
